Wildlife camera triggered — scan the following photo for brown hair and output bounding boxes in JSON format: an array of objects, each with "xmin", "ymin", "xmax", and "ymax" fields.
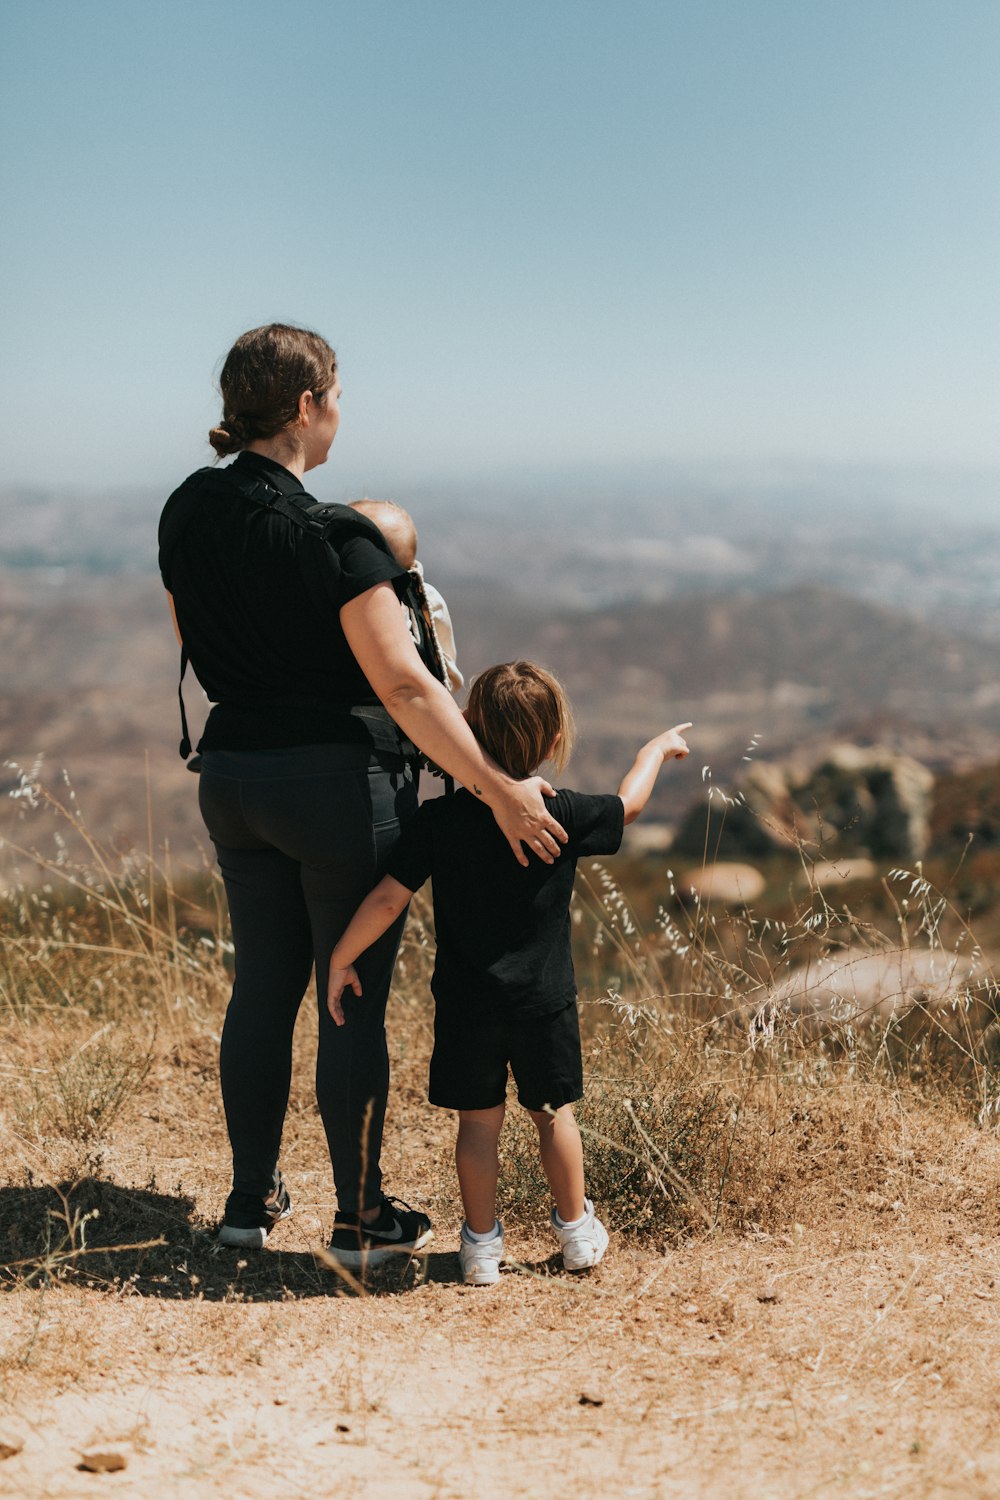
[
  {"xmin": 208, "ymin": 323, "xmax": 338, "ymax": 457},
  {"xmin": 463, "ymin": 662, "xmax": 576, "ymax": 780}
]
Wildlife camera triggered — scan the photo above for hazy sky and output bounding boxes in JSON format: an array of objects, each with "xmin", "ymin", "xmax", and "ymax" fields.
[{"xmin": 1, "ymin": 0, "xmax": 998, "ymax": 495}]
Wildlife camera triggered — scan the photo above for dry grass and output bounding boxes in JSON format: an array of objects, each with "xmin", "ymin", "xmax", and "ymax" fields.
[{"xmin": 2, "ymin": 764, "xmax": 1000, "ymax": 1496}]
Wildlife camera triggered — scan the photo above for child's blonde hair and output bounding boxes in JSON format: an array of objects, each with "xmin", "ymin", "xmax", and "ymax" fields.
[
  {"xmin": 350, "ymin": 498, "xmax": 418, "ymax": 570},
  {"xmin": 464, "ymin": 661, "xmax": 575, "ymax": 780}
]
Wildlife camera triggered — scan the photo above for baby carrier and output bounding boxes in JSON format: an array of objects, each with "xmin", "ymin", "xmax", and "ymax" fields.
[{"xmin": 161, "ymin": 463, "xmax": 450, "ymax": 773}]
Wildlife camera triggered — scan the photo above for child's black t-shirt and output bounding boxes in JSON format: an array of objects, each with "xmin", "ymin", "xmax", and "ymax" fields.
[{"xmin": 384, "ymin": 787, "xmax": 624, "ymax": 1018}]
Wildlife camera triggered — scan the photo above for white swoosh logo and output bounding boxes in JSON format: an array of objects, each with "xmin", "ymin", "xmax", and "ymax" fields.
[{"xmin": 369, "ymin": 1221, "xmax": 404, "ymax": 1242}]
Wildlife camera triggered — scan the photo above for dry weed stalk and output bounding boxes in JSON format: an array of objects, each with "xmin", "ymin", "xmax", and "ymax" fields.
[
  {"xmin": 1, "ymin": 1181, "xmax": 164, "ymax": 1290},
  {"xmin": 0, "ymin": 1178, "xmax": 166, "ymax": 1371}
]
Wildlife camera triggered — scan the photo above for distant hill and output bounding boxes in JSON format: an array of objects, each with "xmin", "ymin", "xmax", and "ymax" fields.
[
  {"xmin": 3, "ymin": 571, "xmax": 1000, "ymax": 865},
  {"xmin": 451, "ymin": 583, "xmax": 997, "ymax": 709},
  {"xmin": 448, "ymin": 582, "xmax": 1000, "ymax": 786}
]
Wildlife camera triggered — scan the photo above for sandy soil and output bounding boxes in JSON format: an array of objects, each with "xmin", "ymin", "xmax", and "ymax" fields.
[{"xmin": 3, "ymin": 1201, "xmax": 1000, "ymax": 1500}]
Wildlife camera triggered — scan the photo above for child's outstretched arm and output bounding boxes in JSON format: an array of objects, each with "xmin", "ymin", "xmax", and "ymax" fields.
[
  {"xmin": 618, "ymin": 724, "xmax": 692, "ymax": 825},
  {"xmin": 327, "ymin": 875, "xmax": 414, "ymax": 1026}
]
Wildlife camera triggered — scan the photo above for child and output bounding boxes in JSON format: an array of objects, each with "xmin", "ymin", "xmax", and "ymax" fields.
[
  {"xmin": 327, "ymin": 661, "xmax": 691, "ymax": 1284},
  {"xmin": 349, "ymin": 498, "xmax": 463, "ymax": 692}
]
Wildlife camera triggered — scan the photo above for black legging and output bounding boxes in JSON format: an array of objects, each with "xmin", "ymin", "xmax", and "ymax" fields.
[{"xmin": 198, "ymin": 743, "xmax": 417, "ymax": 1213}]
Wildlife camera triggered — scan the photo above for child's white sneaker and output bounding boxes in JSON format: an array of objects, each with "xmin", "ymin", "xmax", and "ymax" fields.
[
  {"xmin": 551, "ymin": 1200, "xmax": 608, "ymax": 1272},
  {"xmin": 459, "ymin": 1221, "xmax": 504, "ymax": 1286}
]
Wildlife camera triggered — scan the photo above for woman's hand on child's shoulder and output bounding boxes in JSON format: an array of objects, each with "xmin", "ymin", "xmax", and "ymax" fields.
[
  {"xmin": 327, "ymin": 964, "xmax": 363, "ymax": 1026},
  {"xmin": 490, "ymin": 775, "xmax": 568, "ymax": 867}
]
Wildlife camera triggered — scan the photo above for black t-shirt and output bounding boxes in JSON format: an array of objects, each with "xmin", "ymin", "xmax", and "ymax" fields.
[
  {"xmin": 158, "ymin": 452, "xmax": 407, "ymax": 751},
  {"xmin": 384, "ymin": 787, "xmax": 625, "ymax": 1017}
]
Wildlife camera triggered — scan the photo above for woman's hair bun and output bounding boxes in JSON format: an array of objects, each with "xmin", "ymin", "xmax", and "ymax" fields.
[{"xmin": 208, "ymin": 420, "xmax": 242, "ymax": 458}]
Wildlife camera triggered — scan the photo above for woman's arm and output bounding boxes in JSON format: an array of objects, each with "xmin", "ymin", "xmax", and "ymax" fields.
[
  {"xmin": 327, "ymin": 875, "xmax": 413, "ymax": 1025},
  {"xmin": 341, "ymin": 582, "xmax": 567, "ymax": 866},
  {"xmin": 166, "ymin": 590, "xmax": 183, "ymax": 646}
]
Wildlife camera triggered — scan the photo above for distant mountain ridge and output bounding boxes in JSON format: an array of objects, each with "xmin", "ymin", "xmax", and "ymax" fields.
[
  {"xmin": 450, "ymin": 581, "xmax": 999, "ymax": 726},
  {"xmin": 4, "ymin": 569, "xmax": 997, "ymax": 861}
]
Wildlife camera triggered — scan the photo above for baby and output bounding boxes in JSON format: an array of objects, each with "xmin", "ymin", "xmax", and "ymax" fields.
[{"xmin": 349, "ymin": 499, "xmax": 462, "ymax": 693}]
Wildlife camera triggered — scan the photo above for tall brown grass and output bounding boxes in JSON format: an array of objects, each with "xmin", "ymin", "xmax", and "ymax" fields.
[{"xmin": 1, "ymin": 756, "xmax": 998, "ymax": 1295}]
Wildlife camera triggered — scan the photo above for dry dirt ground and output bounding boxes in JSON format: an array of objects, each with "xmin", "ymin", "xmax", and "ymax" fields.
[
  {"xmin": 3, "ymin": 1026, "xmax": 1000, "ymax": 1500},
  {"xmin": 3, "ymin": 1218, "xmax": 1000, "ymax": 1500}
]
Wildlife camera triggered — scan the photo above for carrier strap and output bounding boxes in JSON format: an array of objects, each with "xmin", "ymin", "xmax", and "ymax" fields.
[{"xmin": 178, "ymin": 645, "xmax": 193, "ymax": 759}]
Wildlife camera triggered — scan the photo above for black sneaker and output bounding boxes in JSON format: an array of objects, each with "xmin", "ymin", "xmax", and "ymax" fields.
[
  {"xmin": 327, "ymin": 1194, "xmax": 433, "ymax": 1269},
  {"xmin": 218, "ymin": 1173, "xmax": 292, "ymax": 1249}
]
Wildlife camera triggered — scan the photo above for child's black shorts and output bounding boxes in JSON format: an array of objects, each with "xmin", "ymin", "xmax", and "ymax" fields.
[{"xmin": 428, "ymin": 997, "xmax": 583, "ymax": 1112}]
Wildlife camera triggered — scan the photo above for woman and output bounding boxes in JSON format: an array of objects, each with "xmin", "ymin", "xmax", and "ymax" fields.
[{"xmin": 158, "ymin": 324, "xmax": 566, "ymax": 1268}]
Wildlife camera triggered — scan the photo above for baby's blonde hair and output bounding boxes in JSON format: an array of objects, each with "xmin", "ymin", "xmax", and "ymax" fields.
[
  {"xmin": 464, "ymin": 661, "xmax": 575, "ymax": 780},
  {"xmin": 350, "ymin": 498, "xmax": 418, "ymax": 570}
]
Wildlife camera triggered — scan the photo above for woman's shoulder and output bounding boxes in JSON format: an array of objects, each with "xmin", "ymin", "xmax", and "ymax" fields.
[
  {"xmin": 158, "ymin": 467, "xmax": 223, "ymax": 579},
  {"xmin": 160, "ymin": 465, "xmax": 235, "ymax": 528}
]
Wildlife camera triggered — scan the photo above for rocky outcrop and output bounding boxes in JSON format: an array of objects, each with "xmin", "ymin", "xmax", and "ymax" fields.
[
  {"xmin": 680, "ymin": 862, "xmax": 765, "ymax": 906},
  {"xmin": 766, "ymin": 946, "xmax": 996, "ymax": 1023},
  {"xmin": 671, "ymin": 745, "xmax": 934, "ymax": 863}
]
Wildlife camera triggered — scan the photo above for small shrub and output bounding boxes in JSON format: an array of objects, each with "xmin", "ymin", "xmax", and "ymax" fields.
[{"xmin": 11, "ymin": 1025, "xmax": 154, "ymax": 1145}]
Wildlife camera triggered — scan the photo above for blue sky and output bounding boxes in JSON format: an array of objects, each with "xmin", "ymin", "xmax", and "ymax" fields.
[{"xmin": 1, "ymin": 0, "xmax": 997, "ymax": 495}]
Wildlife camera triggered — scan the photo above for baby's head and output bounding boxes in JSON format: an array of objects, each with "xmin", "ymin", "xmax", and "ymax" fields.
[
  {"xmin": 464, "ymin": 661, "xmax": 576, "ymax": 779},
  {"xmin": 350, "ymin": 498, "xmax": 418, "ymax": 571}
]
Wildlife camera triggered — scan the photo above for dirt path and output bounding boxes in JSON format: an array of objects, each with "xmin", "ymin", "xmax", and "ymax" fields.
[{"xmin": 3, "ymin": 1214, "xmax": 1000, "ymax": 1500}]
